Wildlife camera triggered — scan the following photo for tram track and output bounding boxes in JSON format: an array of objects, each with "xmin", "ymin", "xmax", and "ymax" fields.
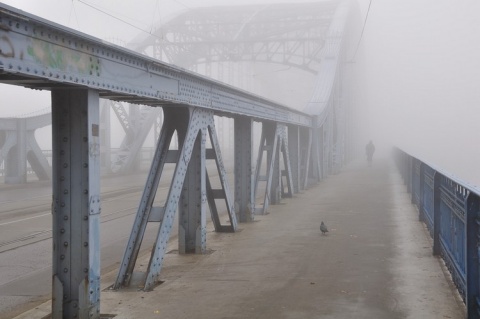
[
  {"xmin": 0, "ymin": 164, "xmax": 238, "ymax": 318},
  {"xmin": 0, "ymin": 185, "xmax": 144, "ymax": 218},
  {"xmin": 0, "ymin": 169, "xmax": 183, "ymax": 254},
  {"xmin": 0, "ymin": 206, "xmax": 137, "ymax": 253}
]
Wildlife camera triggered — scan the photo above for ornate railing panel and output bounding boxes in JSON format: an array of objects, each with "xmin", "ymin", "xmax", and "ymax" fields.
[{"xmin": 394, "ymin": 148, "xmax": 480, "ymax": 319}]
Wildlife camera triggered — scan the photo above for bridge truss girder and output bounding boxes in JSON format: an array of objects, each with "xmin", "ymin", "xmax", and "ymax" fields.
[
  {"xmin": 0, "ymin": 115, "xmax": 51, "ymax": 183},
  {"xmin": 114, "ymin": 106, "xmax": 237, "ymax": 291},
  {"xmin": 136, "ymin": 2, "xmax": 337, "ymax": 73},
  {"xmin": 110, "ymin": 103, "xmax": 163, "ymax": 174},
  {"xmin": 0, "ymin": 1, "xmax": 353, "ymax": 317}
]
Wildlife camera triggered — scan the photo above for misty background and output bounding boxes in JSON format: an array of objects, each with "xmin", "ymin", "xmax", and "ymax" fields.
[{"xmin": 1, "ymin": 0, "xmax": 479, "ymax": 186}]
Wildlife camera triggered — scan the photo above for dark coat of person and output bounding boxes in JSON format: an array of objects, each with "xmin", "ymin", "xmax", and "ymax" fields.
[{"xmin": 366, "ymin": 141, "xmax": 375, "ymax": 162}]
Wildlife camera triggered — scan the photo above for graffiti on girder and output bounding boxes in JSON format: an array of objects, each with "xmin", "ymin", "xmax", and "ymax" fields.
[{"xmin": 26, "ymin": 39, "xmax": 100, "ymax": 76}]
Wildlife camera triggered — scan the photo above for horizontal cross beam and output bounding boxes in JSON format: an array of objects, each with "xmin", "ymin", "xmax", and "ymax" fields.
[{"xmin": 0, "ymin": 3, "xmax": 312, "ymax": 127}]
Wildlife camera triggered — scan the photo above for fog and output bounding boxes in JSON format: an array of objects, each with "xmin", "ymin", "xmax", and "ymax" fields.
[
  {"xmin": 354, "ymin": 0, "xmax": 480, "ymax": 186},
  {"xmin": 1, "ymin": 0, "xmax": 480, "ymax": 186}
]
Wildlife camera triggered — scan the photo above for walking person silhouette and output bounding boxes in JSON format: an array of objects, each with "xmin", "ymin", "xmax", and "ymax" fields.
[{"xmin": 365, "ymin": 140, "xmax": 375, "ymax": 167}]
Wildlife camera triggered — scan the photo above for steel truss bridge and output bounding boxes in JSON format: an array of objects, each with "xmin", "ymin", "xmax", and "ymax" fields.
[{"xmin": 0, "ymin": 1, "xmax": 360, "ymax": 318}]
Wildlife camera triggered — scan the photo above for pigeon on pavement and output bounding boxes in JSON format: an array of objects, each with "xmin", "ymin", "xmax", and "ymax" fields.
[{"xmin": 320, "ymin": 221, "xmax": 328, "ymax": 235}]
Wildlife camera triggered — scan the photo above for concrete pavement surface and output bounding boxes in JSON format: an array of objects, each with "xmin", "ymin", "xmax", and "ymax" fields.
[{"xmin": 14, "ymin": 158, "xmax": 466, "ymax": 319}]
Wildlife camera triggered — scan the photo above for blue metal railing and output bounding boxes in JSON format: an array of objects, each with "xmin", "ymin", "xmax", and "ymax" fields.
[
  {"xmin": 394, "ymin": 148, "xmax": 480, "ymax": 318},
  {"xmin": 423, "ymin": 165, "xmax": 435, "ymax": 237}
]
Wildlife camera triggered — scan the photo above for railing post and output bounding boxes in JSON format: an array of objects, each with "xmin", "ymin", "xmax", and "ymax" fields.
[
  {"xmin": 433, "ymin": 172, "xmax": 441, "ymax": 256},
  {"xmin": 419, "ymin": 163, "xmax": 425, "ymax": 222},
  {"xmin": 410, "ymin": 158, "xmax": 416, "ymax": 203},
  {"xmin": 466, "ymin": 192, "xmax": 480, "ymax": 318},
  {"xmin": 402, "ymin": 152, "xmax": 408, "ymax": 184},
  {"xmin": 406, "ymin": 156, "xmax": 412, "ymax": 194}
]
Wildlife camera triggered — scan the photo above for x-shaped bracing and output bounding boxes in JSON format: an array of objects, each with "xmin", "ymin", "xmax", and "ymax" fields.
[
  {"xmin": 114, "ymin": 107, "xmax": 237, "ymax": 291},
  {"xmin": 254, "ymin": 122, "xmax": 294, "ymax": 215}
]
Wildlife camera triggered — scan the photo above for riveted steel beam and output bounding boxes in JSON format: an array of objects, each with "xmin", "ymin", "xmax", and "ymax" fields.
[
  {"xmin": 0, "ymin": 3, "xmax": 312, "ymax": 128},
  {"xmin": 206, "ymin": 117, "xmax": 237, "ymax": 232},
  {"xmin": 111, "ymin": 106, "xmax": 162, "ymax": 173},
  {"xmin": 113, "ymin": 107, "xmax": 180, "ymax": 290},
  {"xmin": 138, "ymin": 2, "xmax": 337, "ymax": 74},
  {"xmin": 288, "ymin": 125, "xmax": 300, "ymax": 194},
  {"xmin": 0, "ymin": 114, "xmax": 52, "ymax": 183},
  {"xmin": 51, "ymin": 89, "xmax": 101, "ymax": 319},
  {"xmin": 234, "ymin": 117, "xmax": 255, "ymax": 222},
  {"xmin": 279, "ymin": 125, "xmax": 294, "ymax": 199},
  {"xmin": 254, "ymin": 122, "xmax": 293, "ymax": 215},
  {"xmin": 300, "ymin": 127, "xmax": 313, "ymax": 191},
  {"xmin": 179, "ymin": 130, "xmax": 207, "ymax": 253},
  {"xmin": 114, "ymin": 106, "xmax": 236, "ymax": 291}
]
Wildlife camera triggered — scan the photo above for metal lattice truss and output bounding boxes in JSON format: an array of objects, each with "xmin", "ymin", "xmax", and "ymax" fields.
[
  {"xmin": 110, "ymin": 102, "xmax": 162, "ymax": 173},
  {"xmin": 133, "ymin": 2, "xmax": 338, "ymax": 73},
  {"xmin": 114, "ymin": 107, "xmax": 237, "ymax": 291},
  {"xmin": 0, "ymin": 1, "xmax": 352, "ymax": 317},
  {"xmin": 114, "ymin": 1, "xmax": 345, "ymax": 174},
  {"xmin": 0, "ymin": 114, "xmax": 51, "ymax": 182},
  {"xmin": 254, "ymin": 122, "xmax": 294, "ymax": 215}
]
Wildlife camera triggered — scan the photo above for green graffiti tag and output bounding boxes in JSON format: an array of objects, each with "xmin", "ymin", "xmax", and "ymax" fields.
[{"xmin": 27, "ymin": 39, "xmax": 100, "ymax": 76}]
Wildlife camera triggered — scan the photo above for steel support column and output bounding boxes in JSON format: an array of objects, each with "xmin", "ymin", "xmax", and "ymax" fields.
[
  {"xmin": 1, "ymin": 116, "xmax": 51, "ymax": 184},
  {"xmin": 270, "ymin": 127, "xmax": 282, "ymax": 205},
  {"xmin": 310, "ymin": 123, "xmax": 322, "ymax": 184},
  {"xmin": 254, "ymin": 122, "xmax": 293, "ymax": 215},
  {"xmin": 114, "ymin": 107, "xmax": 237, "ymax": 291},
  {"xmin": 5, "ymin": 118, "xmax": 27, "ymax": 183},
  {"xmin": 51, "ymin": 89, "xmax": 101, "ymax": 319},
  {"xmin": 234, "ymin": 116, "xmax": 255, "ymax": 222},
  {"xmin": 179, "ymin": 130, "xmax": 207, "ymax": 254},
  {"xmin": 300, "ymin": 127, "xmax": 312, "ymax": 191},
  {"xmin": 100, "ymin": 101, "xmax": 111, "ymax": 175},
  {"xmin": 254, "ymin": 122, "xmax": 277, "ymax": 215},
  {"xmin": 279, "ymin": 125, "xmax": 294, "ymax": 199},
  {"xmin": 288, "ymin": 125, "xmax": 300, "ymax": 194}
]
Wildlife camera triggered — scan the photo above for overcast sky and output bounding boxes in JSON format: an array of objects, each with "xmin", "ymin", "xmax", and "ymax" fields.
[
  {"xmin": 358, "ymin": 0, "xmax": 480, "ymax": 186},
  {"xmin": 0, "ymin": 0, "xmax": 334, "ymax": 116},
  {"xmin": 1, "ymin": 0, "xmax": 480, "ymax": 186},
  {"xmin": 2, "ymin": 0, "xmax": 333, "ymax": 43}
]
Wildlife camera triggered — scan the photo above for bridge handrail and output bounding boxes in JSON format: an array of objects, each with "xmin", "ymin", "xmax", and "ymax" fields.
[
  {"xmin": 394, "ymin": 147, "xmax": 480, "ymax": 317},
  {"xmin": 394, "ymin": 148, "xmax": 480, "ymax": 196}
]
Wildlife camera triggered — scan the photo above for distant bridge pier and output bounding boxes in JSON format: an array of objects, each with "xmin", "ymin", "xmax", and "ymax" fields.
[
  {"xmin": 99, "ymin": 100, "xmax": 111, "ymax": 175},
  {"xmin": 254, "ymin": 122, "xmax": 295, "ymax": 215},
  {"xmin": 287, "ymin": 125, "xmax": 313, "ymax": 193},
  {"xmin": 110, "ymin": 103, "xmax": 162, "ymax": 174},
  {"xmin": 234, "ymin": 116, "xmax": 255, "ymax": 223},
  {"xmin": 51, "ymin": 89, "xmax": 101, "ymax": 318},
  {"xmin": 0, "ymin": 2, "xmax": 351, "ymax": 317},
  {"xmin": 0, "ymin": 115, "xmax": 51, "ymax": 183}
]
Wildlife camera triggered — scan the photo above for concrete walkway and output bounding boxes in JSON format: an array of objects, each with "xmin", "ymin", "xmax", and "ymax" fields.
[{"xmin": 16, "ymin": 158, "xmax": 466, "ymax": 319}]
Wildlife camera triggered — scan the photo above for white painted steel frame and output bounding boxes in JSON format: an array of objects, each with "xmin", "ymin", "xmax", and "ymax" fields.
[
  {"xmin": 288, "ymin": 125, "xmax": 301, "ymax": 194},
  {"xmin": 135, "ymin": 2, "xmax": 336, "ymax": 73},
  {"xmin": 179, "ymin": 126, "xmax": 207, "ymax": 254},
  {"xmin": 254, "ymin": 122, "xmax": 294, "ymax": 215},
  {"xmin": 0, "ymin": 2, "xmax": 352, "ymax": 317},
  {"xmin": 0, "ymin": 115, "xmax": 51, "ymax": 183},
  {"xmin": 234, "ymin": 117, "xmax": 255, "ymax": 222},
  {"xmin": 51, "ymin": 89, "xmax": 101, "ymax": 319},
  {"xmin": 0, "ymin": 3, "xmax": 312, "ymax": 128},
  {"xmin": 114, "ymin": 107, "xmax": 237, "ymax": 291}
]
